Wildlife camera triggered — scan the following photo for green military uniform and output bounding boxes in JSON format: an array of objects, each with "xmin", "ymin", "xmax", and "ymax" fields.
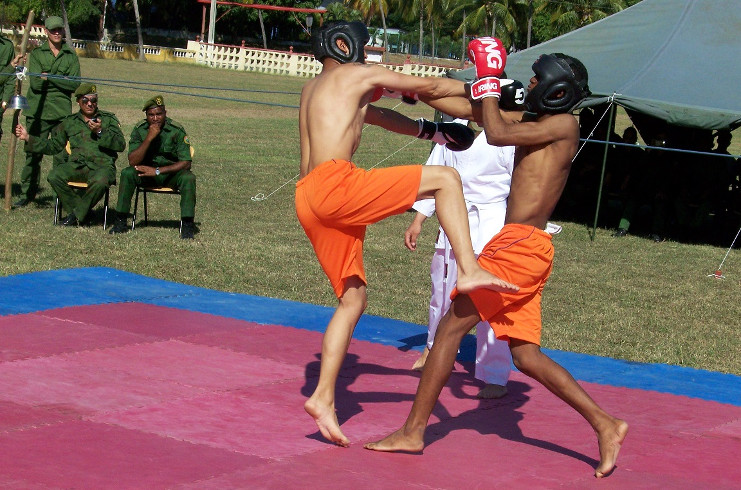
[
  {"xmin": 0, "ymin": 34, "xmax": 17, "ymax": 141},
  {"xmin": 27, "ymin": 102, "xmax": 125, "ymax": 222},
  {"xmin": 20, "ymin": 25, "xmax": 81, "ymax": 201},
  {"xmin": 116, "ymin": 111, "xmax": 196, "ymax": 219}
]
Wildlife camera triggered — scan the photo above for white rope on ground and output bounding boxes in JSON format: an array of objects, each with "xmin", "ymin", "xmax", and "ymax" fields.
[{"xmin": 708, "ymin": 225, "xmax": 741, "ymax": 279}]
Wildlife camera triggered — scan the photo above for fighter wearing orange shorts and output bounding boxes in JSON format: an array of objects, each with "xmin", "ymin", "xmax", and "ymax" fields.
[
  {"xmin": 366, "ymin": 38, "xmax": 628, "ymax": 479},
  {"xmin": 298, "ymin": 21, "xmax": 518, "ymax": 449}
]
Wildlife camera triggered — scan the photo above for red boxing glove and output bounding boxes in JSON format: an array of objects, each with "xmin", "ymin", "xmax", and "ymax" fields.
[{"xmin": 467, "ymin": 37, "xmax": 507, "ymax": 79}]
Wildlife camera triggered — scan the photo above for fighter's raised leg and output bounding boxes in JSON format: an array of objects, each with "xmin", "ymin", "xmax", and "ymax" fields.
[{"xmin": 416, "ymin": 166, "xmax": 517, "ymax": 295}]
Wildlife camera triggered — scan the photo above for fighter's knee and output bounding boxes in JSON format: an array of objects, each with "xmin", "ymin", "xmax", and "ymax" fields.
[
  {"xmin": 511, "ymin": 350, "xmax": 539, "ymax": 376},
  {"xmin": 439, "ymin": 166, "xmax": 461, "ymax": 186}
]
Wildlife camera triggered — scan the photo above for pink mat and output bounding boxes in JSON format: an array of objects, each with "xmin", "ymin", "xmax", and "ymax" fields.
[{"xmin": 1, "ymin": 303, "xmax": 739, "ymax": 488}]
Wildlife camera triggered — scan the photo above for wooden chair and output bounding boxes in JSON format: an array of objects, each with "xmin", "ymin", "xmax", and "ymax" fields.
[{"xmin": 53, "ymin": 182, "xmax": 111, "ymax": 229}]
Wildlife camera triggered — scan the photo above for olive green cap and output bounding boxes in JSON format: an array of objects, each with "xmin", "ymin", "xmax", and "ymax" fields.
[
  {"xmin": 45, "ymin": 16, "xmax": 64, "ymax": 30},
  {"xmin": 142, "ymin": 95, "xmax": 165, "ymax": 111},
  {"xmin": 74, "ymin": 83, "xmax": 97, "ymax": 99}
]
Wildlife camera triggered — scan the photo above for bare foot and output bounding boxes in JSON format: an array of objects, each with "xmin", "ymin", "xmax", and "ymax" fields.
[
  {"xmin": 457, "ymin": 267, "xmax": 518, "ymax": 295},
  {"xmin": 364, "ymin": 426, "xmax": 424, "ymax": 453},
  {"xmin": 304, "ymin": 397, "xmax": 350, "ymax": 447},
  {"xmin": 412, "ymin": 347, "xmax": 429, "ymax": 371},
  {"xmin": 476, "ymin": 384, "xmax": 508, "ymax": 399},
  {"xmin": 594, "ymin": 419, "xmax": 629, "ymax": 478}
]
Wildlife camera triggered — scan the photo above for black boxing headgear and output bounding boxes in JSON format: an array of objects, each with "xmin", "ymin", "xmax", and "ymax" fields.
[
  {"xmin": 525, "ymin": 53, "xmax": 590, "ymax": 114},
  {"xmin": 312, "ymin": 21, "xmax": 370, "ymax": 64}
]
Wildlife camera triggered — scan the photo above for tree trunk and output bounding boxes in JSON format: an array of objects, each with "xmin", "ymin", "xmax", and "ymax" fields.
[
  {"xmin": 378, "ymin": 0, "xmax": 388, "ymax": 62},
  {"xmin": 527, "ymin": 0, "xmax": 533, "ymax": 48},
  {"xmin": 133, "ymin": 0, "xmax": 145, "ymax": 61},
  {"xmin": 99, "ymin": 0, "xmax": 108, "ymax": 41},
  {"xmin": 59, "ymin": 0, "xmax": 72, "ymax": 42},
  {"xmin": 418, "ymin": 5, "xmax": 423, "ymax": 62},
  {"xmin": 461, "ymin": 10, "xmax": 466, "ymax": 67},
  {"xmin": 431, "ymin": 22, "xmax": 435, "ymax": 59},
  {"xmin": 258, "ymin": 10, "xmax": 267, "ymax": 49}
]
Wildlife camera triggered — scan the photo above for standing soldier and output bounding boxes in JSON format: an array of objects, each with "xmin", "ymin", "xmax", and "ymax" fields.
[
  {"xmin": 0, "ymin": 31, "xmax": 23, "ymax": 145},
  {"xmin": 15, "ymin": 15, "xmax": 80, "ymax": 208},
  {"xmin": 108, "ymin": 95, "xmax": 197, "ymax": 239}
]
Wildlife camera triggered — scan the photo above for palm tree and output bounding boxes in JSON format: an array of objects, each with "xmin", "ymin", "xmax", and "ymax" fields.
[
  {"xmin": 451, "ymin": 0, "xmax": 526, "ymax": 50},
  {"xmin": 537, "ymin": 0, "xmax": 626, "ymax": 38},
  {"xmin": 393, "ymin": 0, "xmax": 426, "ymax": 61},
  {"xmin": 132, "ymin": 0, "xmax": 145, "ymax": 60}
]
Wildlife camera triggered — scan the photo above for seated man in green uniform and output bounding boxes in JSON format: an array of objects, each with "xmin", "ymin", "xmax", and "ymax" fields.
[
  {"xmin": 109, "ymin": 95, "xmax": 197, "ymax": 239},
  {"xmin": 15, "ymin": 15, "xmax": 81, "ymax": 207},
  {"xmin": 14, "ymin": 83, "xmax": 125, "ymax": 225}
]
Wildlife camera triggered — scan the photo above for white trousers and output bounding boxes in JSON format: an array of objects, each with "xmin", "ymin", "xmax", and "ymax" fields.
[{"xmin": 426, "ymin": 246, "xmax": 512, "ymax": 385}]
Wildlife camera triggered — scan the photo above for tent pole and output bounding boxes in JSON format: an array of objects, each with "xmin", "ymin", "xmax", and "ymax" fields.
[{"xmin": 590, "ymin": 102, "xmax": 616, "ymax": 241}]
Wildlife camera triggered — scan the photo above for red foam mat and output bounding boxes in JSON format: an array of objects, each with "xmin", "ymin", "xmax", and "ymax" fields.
[{"xmin": 1, "ymin": 303, "xmax": 739, "ymax": 488}]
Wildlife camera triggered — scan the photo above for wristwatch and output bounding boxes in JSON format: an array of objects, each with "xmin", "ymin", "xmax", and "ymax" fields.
[{"xmin": 155, "ymin": 167, "xmax": 160, "ymax": 176}]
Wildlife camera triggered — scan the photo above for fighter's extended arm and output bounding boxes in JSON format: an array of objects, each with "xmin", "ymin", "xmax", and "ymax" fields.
[{"xmin": 365, "ymin": 105, "xmax": 475, "ymax": 151}]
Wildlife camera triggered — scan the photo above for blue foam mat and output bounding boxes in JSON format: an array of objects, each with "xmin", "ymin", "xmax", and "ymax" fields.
[{"xmin": 2, "ymin": 267, "xmax": 739, "ymax": 406}]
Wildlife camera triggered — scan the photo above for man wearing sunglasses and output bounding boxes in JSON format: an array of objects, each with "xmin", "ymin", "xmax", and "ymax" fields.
[
  {"xmin": 15, "ymin": 15, "xmax": 81, "ymax": 208},
  {"xmin": 14, "ymin": 83, "xmax": 125, "ymax": 226}
]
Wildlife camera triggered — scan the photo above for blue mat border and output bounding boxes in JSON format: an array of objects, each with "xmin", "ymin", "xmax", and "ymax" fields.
[{"xmin": 2, "ymin": 267, "xmax": 739, "ymax": 406}]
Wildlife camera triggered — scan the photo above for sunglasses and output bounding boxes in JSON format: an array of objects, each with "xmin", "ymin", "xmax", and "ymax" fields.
[{"xmin": 80, "ymin": 97, "xmax": 98, "ymax": 105}]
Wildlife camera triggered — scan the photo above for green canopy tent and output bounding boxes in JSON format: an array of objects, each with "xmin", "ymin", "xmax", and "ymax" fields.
[{"xmin": 451, "ymin": 0, "xmax": 741, "ymax": 239}]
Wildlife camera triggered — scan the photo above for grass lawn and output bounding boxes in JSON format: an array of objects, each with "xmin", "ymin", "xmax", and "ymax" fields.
[{"xmin": 1, "ymin": 57, "xmax": 739, "ymax": 375}]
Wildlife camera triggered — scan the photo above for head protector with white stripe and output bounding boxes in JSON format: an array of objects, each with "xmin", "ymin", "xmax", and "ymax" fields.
[
  {"xmin": 525, "ymin": 53, "xmax": 590, "ymax": 114},
  {"xmin": 312, "ymin": 21, "xmax": 369, "ymax": 64}
]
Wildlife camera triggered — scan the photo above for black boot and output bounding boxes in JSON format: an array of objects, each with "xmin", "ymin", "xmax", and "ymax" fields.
[
  {"xmin": 60, "ymin": 213, "xmax": 79, "ymax": 226},
  {"xmin": 108, "ymin": 213, "xmax": 129, "ymax": 234},
  {"xmin": 180, "ymin": 219, "xmax": 195, "ymax": 239}
]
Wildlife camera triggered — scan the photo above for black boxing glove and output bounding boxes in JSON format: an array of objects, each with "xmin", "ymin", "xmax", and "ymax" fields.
[
  {"xmin": 416, "ymin": 119, "xmax": 475, "ymax": 151},
  {"xmin": 499, "ymin": 79, "xmax": 526, "ymax": 110}
]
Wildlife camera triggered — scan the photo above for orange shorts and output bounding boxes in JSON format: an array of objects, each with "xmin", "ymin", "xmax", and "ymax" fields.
[
  {"xmin": 295, "ymin": 159, "xmax": 422, "ymax": 298},
  {"xmin": 453, "ymin": 223, "xmax": 554, "ymax": 345}
]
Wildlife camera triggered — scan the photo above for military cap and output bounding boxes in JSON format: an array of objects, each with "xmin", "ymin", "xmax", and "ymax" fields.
[
  {"xmin": 45, "ymin": 16, "xmax": 64, "ymax": 30},
  {"xmin": 142, "ymin": 95, "xmax": 165, "ymax": 111},
  {"xmin": 74, "ymin": 83, "xmax": 97, "ymax": 99}
]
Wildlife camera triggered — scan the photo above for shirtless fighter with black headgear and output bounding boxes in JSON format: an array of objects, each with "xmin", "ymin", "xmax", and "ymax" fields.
[{"xmin": 367, "ymin": 40, "xmax": 627, "ymax": 479}]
